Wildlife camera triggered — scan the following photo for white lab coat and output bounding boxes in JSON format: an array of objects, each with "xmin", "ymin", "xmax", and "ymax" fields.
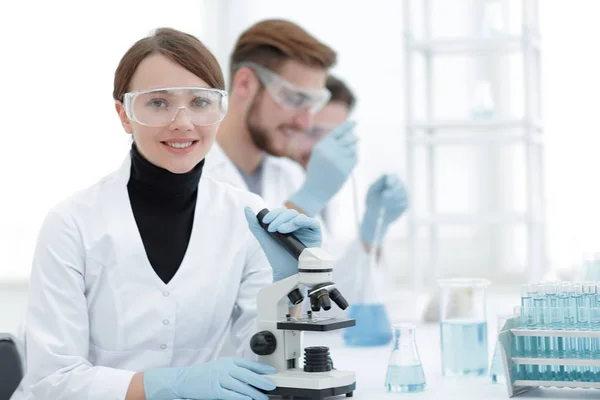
[
  {"xmin": 204, "ymin": 143, "xmax": 369, "ymax": 306},
  {"xmin": 204, "ymin": 142, "xmax": 306, "ymax": 209},
  {"xmin": 16, "ymin": 154, "xmax": 272, "ymax": 400}
]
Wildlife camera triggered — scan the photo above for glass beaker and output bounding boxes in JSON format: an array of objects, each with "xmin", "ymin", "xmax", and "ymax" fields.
[
  {"xmin": 438, "ymin": 278, "xmax": 490, "ymax": 377},
  {"xmin": 385, "ymin": 323, "xmax": 426, "ymax": 393}
]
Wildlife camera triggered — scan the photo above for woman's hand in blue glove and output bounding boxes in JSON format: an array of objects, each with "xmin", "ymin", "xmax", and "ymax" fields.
[
  {"xmin": 143, "ymin": 357, "xmax": 276, "ymax": 400},
  {"xmin": 245, "ymin": 207, "xmax": 322, "ymax": 282}
]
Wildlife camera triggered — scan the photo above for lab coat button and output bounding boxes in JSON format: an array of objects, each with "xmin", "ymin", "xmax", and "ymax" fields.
[
  {"xmin": 163, "ymin": 319, "xmax": 169, "ymax": 325},
  {"xmin": 163, "ymin": 291, "xmax": 170, "ymax": 297},
  {"xmin": 160, "ymin": 344, "xmax": 167, "ymax": 350}
]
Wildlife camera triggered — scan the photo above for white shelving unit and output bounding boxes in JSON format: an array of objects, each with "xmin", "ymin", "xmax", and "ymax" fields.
[{"xmin": 403, "ymin": 0, "xmax": 546, "ymax": 289}]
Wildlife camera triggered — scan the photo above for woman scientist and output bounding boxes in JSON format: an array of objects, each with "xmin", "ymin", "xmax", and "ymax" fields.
[{"xmin": 17, "ymin": 28, "xmax": 321, "ymax": 400}]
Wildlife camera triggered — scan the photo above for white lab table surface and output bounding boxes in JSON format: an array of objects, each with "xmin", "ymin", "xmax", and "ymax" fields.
[{"xmin": 302, "ymin": 325, "xmax": 600, "ymax": 399}]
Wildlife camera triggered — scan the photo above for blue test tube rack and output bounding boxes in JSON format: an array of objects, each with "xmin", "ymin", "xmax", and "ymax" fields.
[{"xmin": 497, "ymin": 315, "xmax": 600, "ymax": 397}]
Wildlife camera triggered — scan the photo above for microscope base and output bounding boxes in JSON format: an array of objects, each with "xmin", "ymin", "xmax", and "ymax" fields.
[{"xmin": 266, "ymin": 369, "xmax": 356, "ymax": 399}]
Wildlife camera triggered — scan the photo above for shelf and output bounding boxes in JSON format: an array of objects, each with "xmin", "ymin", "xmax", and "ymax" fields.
[
  {"xmin": 408, "ymin": 132, "xmax": 542, "ymax": 146},
  {"xmin": 408, "ymin": 118, "xmax": 543, "ymax": 131},
  {"xmin": 511, "ymin": 329, "xmax": 600, "ymax": 338},
  {"xmin": 513, "ymin": 357, "xmax": 600, "ymax": 367},
  {"xmin": 407, "ymin": 35, "xmax": 541, "ymax": 55},
  {"xmin": 514, "ymin": 380, "xmax": 600, "ymax": 390},
  {"xmin": 413, "ymin": 212, "xmax": 544, "ymax": 226}
]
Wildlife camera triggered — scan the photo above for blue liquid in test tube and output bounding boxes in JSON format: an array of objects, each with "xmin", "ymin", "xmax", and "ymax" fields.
[
  {"xmin": 520, "ymin": 284, "xmax": 535, "ymax": 379},
  {"xmin": 569, "ymin": 283, "xmax": 583, "ymax": 381},
  {"xmin": 533, "ymin": 284, "xmax": 549, "ymax": 380},
  {"xmin": 590, "ymin": 299, "xmax": 600, "ymax": 383},
  {"xmin": 545, "ymin": 282, "xmax": 559, "ymax": 380},
  {"xmin": 557, "ymin": 283, "xmax": 572, "ymax": 381},
  {"xmin": 581, "ymin": 283, "xmax": 596, "ymax": 381},
  {"xmin": 533, "ymin": 284, "xmax": 547, "ymax": 357}
]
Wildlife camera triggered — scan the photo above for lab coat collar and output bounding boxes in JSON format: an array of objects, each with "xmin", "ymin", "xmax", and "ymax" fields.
[{"xmin": 206, "ymin": 141, "xmax": 285, "ymax": 175}]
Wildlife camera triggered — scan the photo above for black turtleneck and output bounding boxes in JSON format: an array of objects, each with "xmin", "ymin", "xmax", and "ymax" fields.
[{"xmin": 127, "ymin": 143, "xmax": 204, "ymax": 284}]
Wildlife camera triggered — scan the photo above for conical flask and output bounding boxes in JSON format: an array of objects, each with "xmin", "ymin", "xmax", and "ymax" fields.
[
  {"xmin": 343, "ymin": 207, "xmax": 392, "ymax": 347},
  {"xmin": 385, "ymin": 323, "xmax": 426, "ymax": 393}
]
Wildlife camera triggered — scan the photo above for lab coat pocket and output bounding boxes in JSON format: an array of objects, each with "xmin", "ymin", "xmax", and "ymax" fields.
[{"xmin": 89, "ymin": 343, "xmax": 164, "ymax": 371}]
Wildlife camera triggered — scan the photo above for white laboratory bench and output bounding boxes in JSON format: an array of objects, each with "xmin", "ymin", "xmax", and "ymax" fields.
[{"xmin": 302, "ymin": 325, "xmax": 600, "ymax": 399}]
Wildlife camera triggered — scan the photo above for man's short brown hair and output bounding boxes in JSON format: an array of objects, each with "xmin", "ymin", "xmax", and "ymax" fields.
[
  {"xmin": 326, "ymin": 75, "xmax": 356, "ymax": 112},
  {"xmin": 229, "ymin": 19, "xmax": 337, "ymax": 82}
]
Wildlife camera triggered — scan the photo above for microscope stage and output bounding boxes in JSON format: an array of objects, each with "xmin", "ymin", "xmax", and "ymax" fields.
[
  {"xmin": 277, "ymin": 316, "xmax": 356, "ymax": 332},
  {"xmin": 266, "ymin": 368, "xmax": 356, "ymax": 398}
]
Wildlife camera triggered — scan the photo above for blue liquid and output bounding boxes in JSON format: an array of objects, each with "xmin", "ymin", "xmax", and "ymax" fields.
[
  {"xmin": 343, "ymin": 303, "xmax": 392, "ymax": 347},
  {"xmin": 385, "ymin": 364, "xmax": 426, "ymax": 393},
  {"xmin": 592, "ymin": 306, "xmax": 600, "ymax": 382},
  {"xmin": 580, "ymin": 294, "xmax": 595, "ymax": 381},
  {"xmin": 440, "ymin": 320, "xmax": 488, "ymax": 376},
  {"xmin": 533, "ymin": 295, "xmax": 548, "ymax": 357},
  {"xmin": 568, "ymin": 294, "xmax": 583, "ymax": 380}
]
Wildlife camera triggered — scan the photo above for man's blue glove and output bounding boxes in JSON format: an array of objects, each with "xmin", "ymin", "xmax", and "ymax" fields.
[
  {"xmin": 360, "ymin": 174, "xmax": 409, "ymax": 246},
  {"xmin": 143, "ymin": 357, "xmax": 276, "ymax": 400},
  {"xmin": 245, "ymin": 207, "xmax": 322, "ymax": 282},
  {"xmin": 288, "ymin": 121, "xmax": 358, "ymax": 216}
]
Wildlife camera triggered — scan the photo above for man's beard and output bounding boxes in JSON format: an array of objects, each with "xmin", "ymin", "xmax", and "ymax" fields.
[
  {"xmin": 246, "ymin": 92, "xmax": 279, "ymax": 156},
  {"xmin": 246, "ymin": 90, "xmax": 298, "ymax": 158}
]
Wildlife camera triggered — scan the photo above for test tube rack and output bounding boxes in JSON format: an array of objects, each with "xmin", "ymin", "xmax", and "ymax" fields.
[{"xmin": 497, "ymin": 316, "xmax": 600, "ymax": 397}]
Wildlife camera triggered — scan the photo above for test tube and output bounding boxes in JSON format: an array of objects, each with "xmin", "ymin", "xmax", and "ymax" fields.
[
  {"xmin": 544, "ymin": 282, "xmax": 559, "ymax": 380},
  {"xmin": 520, "ymin": 284, "xmax": 536, "ymax": 379},
  {"xmin": 533, "ymin": 284, "xmax": 547, "ymax": 357},
  {"xmin": 521, "ymin": 285, "xmax": 536, "ymax": 354},
  {"xmin": 513, "ymin": 306, "xmax": 527, "ymax": 380},
  {"xmin": 593, "ymin": 254, "xmax": 600, "ymax": 281},
  {"xmin": 590, "ymin": 306, "xmax": 600, "ymax": 382},
  {"xmin": 557, "ymin": 282, "xmax": 572, "ymax": 381},
  {"xmin": 569, "ymin": 283, "xmax": 583, "ymax": 381},
  {"xmin": 579, "ymin": 283, "xmax": 595, "ymax": 381},
  {"xmin": 534, "ymin": 284, "xmax": 549, "ymax": 379}
]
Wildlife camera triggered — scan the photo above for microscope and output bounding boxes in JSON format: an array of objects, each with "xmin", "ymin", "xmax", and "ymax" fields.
[{"xmin": 250, "ymin": 209, "xmax": 356, "ymax": 399}]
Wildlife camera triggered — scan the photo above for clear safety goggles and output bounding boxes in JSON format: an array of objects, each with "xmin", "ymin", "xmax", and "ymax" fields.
[
  {"xmin": 123, "ymin": 86, "xmax": 228, "ymax": 127},
  {"xmin": 237, "ymin": 62, "xmax": 331, "ymax": 115},
  {"xmin": 301, "ymin": 124, "xmax": 339, "ymax": 140},
  {"xmin": 284, "ymin": 124, "xmax": 340, "ymax": 158}
]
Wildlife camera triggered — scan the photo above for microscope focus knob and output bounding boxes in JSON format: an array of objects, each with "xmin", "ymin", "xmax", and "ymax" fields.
[{"xmin": 250, "ymin": 331, "xmax": 277, "ymax": 356}]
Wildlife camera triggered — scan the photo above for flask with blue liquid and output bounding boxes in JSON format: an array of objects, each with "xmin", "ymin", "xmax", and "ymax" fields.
[
  {"xmin": 343, "ymin": 208, "xmax": 393, "ymax": 347},
  {"xmin": 385, "ymin": 323, "xmax": 426, "ymax": 393}
]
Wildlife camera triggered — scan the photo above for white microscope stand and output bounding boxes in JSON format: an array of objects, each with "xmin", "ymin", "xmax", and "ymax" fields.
[{"xmin": 253, "ymin": 248, "xmax": 356, "ymax": 399}]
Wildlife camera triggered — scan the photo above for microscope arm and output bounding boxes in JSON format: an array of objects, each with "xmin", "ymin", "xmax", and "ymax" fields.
[{"xmin": 256, "ymin": 274, "xmax": 301, "ymax": 323}]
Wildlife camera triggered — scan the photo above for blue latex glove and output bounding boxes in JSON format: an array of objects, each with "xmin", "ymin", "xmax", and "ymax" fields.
[
  {"xmin": 245, "ymin": 207, "xmax": 322, "ymax": 282},
  {"xmin": 360, "ymin": 174, "xmax": 409, "ymax": 246},
  {"xmin": 288, "ymin": 121, "xmax": 358, "ymax": 216},
  {"xmin": 143, "ymin": 357, "xmax": 276, "ymax": 400}
]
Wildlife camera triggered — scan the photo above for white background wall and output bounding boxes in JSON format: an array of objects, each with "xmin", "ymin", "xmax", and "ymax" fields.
[{"xmin": 0, "ymin": 0, "xmax": 598, "ymax": 290}]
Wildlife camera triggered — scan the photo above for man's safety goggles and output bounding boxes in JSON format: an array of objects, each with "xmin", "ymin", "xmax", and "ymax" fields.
[{"xmin": 236, "ymin": 62, "xmax": 331, "ymax": 115}]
